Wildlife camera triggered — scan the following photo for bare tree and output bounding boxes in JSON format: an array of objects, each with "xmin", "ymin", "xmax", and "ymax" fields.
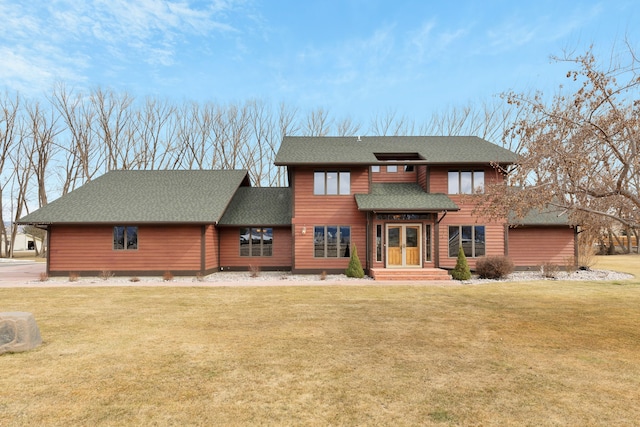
[
  {"xmin": 480, "ymin": 43, "xmax": 640, "ymax": 248},
  {"xmin": 25, "ymin": 101, "xmax": 60, "ymax": 208},
  {"xmin": 8, "ymin": 134, "xmax": 33, "ymax": 259},
  {"xmin": 135, "ymin": 97, "xmax": 179, "ymax": 170},
  {"xmin": 421, "ymin": 99, "xmax": 516, "ymax": 147},
  {"xmin": 91, "ymin": 87, "xmax": 136, "ymax": 171},
  {"xmin": 0, "ymin": 91, "xmax": 20, "ymax": 257},
  {"xmin": 335, "ymin": 116, "xmax": 362, "ymax": 137},
  {"xmin": 304, "ymin": 107, "xmax": 332, "ymax": 136},
  {"xmin": 368, "ymin": 108, "xmax": 415, "ymax": 136},
  {"xmin": 50, "ymin": 83, "xmax": 100, "ymax": 184}
]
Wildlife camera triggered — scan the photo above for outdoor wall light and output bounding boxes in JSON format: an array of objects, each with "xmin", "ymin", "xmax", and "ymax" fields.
[{"xmin": 301, "ymin": 226, "xmax": 307, "ymax": 235}]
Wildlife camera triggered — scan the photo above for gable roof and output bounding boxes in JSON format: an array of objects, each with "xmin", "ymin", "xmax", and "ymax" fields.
[
  {"xmin": 219, "ymin": 187, "xmax": 292, "ymax": 226},
  {"xmin": 275, "ymin": 136, "xmax": 518, "ymax": 166},
  {"xmin": 18, "ymin": 170, "xmax": 250, "ymax": 225},
  {"xmin": 355, "ymin": 183, "xmax": 459, "ymax": 212}
]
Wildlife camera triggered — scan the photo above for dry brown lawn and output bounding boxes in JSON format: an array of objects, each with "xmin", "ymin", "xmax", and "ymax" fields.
[{"xmin": 1, "ymin": 255, "xmax": 639, "ymax": 426}]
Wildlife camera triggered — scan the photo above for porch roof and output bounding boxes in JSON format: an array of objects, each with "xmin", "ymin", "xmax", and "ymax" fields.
[{"xmin": 355, "ymin": 183, "xmax": 459, "ymax": 212}]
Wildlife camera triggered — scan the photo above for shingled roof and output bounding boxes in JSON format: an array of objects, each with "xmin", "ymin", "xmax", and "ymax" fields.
[
  {"xmin": 508, "ymin": 207, "xmax": 573, "ymax": 226},
  {"xmin": 355, "ymin": 183, "xmax": 459, "ymax": 212},
  {"xmin": 18, "ymin": 170, "xmax": 250, "ymax": 225},
  {"xmin": 219, "ymin": 187, "xmax": 292, "ymax": 226},
  {"xmin": 275, "ymin": 136, "xmax": 518, "ymax": 166}
]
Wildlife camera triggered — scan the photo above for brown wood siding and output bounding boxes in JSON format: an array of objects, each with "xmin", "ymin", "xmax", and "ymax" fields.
[
  {"xmin": 204, "ymin": 224, "xmax": 219, "ymax": 271},
  {"xmin": 291, "ymin": 166, "xmax": 368, "ymax": 271},
  {"xmin": 372, "ymin": 165, "xmax": 417, "ymax": 183},
  {"xmin": 219, "ymin": 226, "xmax": 292, "ymax": 269},
  {"xmin": 508, "ymin": 227, "xmax": 575, "ymax": 268},
  {"xmin": 437, "ymin": 195, "xmax": 506, "ymax": 270},
  {"xmin": 428, "ymin": 166, "xmax": 508, "ymax": 269},
  {"xmin": 49, "ymin": 224, "xmax": 204, "ymax": 274},
  {"xmin": 417, "ymin": 165, "xmax": 428, "ymax": 191}
]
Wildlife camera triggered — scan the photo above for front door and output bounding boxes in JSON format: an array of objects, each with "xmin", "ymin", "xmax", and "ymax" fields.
[{"xmin": 386, "ymin": 224, "xmax": 421, "ymax": 268}]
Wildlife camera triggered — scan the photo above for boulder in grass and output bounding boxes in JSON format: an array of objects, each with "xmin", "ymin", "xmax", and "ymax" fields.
[{"xmin": 0, "ymin": 312, "xmax": 42, "ymax": 355}]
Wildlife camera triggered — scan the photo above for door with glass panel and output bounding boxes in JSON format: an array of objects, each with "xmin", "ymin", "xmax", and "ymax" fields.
[{"xmin": 386, "ymin": 224, "xmax": 421, "ymax": 267}]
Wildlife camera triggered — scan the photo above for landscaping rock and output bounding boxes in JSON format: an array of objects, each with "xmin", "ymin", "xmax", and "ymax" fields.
[{"xmin": 0, "ymin": 312, "xmax": 42, "ymax": 354}]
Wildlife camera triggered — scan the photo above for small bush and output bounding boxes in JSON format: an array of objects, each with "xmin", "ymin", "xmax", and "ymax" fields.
[
  {"xmin": 451, "ymin": 247, "xmax": 471, "ymax": 281},
  {"xmin": 345, "ymin": 244, "xmax": 365, "ymax": 278},
  {"xmin": 69, "ymin": 272, "xmax": 80, "ymax": 282},
  {"xmin": 39, "ymin": 272, "xmax": 49, "ymax": 282},
  {"xmin": 129, "ymin": 276, "xmax": 141, "ymax": 283},
  {"xmin": 99, "ymin": 270, "xmax": 114, "ymax": 281},
  {"xmin": 163, "ymin": 271, "xmax": 174, "ymax": 281},
  {"xmin": 476, "ymin": 256, "xmax": 514, "ymax": 279},
  {"xmin": 249, "ymin": 265, "xmax": 261, "ymax": 278},
  {"xmin": 320, "ymin": 271, "xmax": 327, "ymax": 280},
  {"xmin": 195, "ymin": 271, "xmax": 205, "ymax": 282},
  {"xmin": 541, "ymin": 262, "xmax": 559, "ymax": 279}
]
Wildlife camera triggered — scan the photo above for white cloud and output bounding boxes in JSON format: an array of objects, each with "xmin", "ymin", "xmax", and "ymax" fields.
[{"xmin": 0, "ymin": 0, "xmax": 248, "ymax": 95}]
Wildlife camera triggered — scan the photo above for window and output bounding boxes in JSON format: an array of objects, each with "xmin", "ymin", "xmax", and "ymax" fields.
[
  {"xmin": 240, "ymin": 227, "xmax": 273, "ymax": 257},
  {"xmin": 314, "ymin": 171, "xmax": 350, "ymax": 195},
  {"xmin": 404, "ymin": 165, "xmax": 414, "ymax": 172},
  {"xmin": 425, "ymin": 224, "xmax": 431, "ymax": 262},
  {"xmin": 448, "ymin": 170, "xmax": 485, "ymax": 194},
  {"xmin": 371, "ymin": 165, "xmax": 380, "ymax": 173},
  {"xmin": 114, "ymin": 226, "xmax": 138, "ymax": 250},
  {"xmin": 448, "ymin": 225, "xmax": 485, "ymax": 258},
  {"xmin": 376, "ymin": 224, "xmax": 382, "ymax": 262},
  {"xmin": 314, "ymin": 225, "xmax": 351, "ymax": 258},
  {"xmin": 386, "ymin": 165, "xmax": 398, "ymax": 173}
]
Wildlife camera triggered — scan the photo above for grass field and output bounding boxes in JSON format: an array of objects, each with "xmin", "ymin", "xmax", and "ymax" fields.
[{"xmin": 1, "ymin": 255, "xmax": 640, "ymax": 426}]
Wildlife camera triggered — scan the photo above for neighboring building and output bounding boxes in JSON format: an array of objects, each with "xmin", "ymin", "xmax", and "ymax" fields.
[
  {"xmin": 1, "ymin": 229, "xmax": 44, "ymax": 256},
  {"xmin": 18, "ymin": 136, "xmax": 577, "ymax": 279}
]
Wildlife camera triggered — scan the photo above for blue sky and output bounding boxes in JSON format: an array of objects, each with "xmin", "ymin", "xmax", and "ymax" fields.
[{"xmin": 1, "ymin": 0, "xmax": 638, "ymax": 124}]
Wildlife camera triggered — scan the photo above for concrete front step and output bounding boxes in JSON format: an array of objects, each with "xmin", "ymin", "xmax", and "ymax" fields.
[{"xmin": 370, "ymin": 268, "xmax": 452, "ymax": 281}]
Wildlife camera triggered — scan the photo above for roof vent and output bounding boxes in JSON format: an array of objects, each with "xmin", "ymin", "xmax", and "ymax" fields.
[{"xmin": 357, "ymin": 135, "xmax": 361, "ymax": 142}]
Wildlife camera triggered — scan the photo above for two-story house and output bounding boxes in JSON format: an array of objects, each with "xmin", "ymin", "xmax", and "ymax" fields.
[{"xmin": 18, "ymin": 136, "xmax": 577, "ymax": 279}]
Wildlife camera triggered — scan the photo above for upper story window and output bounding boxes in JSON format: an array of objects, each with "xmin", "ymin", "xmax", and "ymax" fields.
[
  {"xmin": 386, "ymin": 165, "xmax": 398, "ymax": 173},
  {"xmin": 314, "ymin": 171, "xmax": 350, "ymax": 195},
  {"xmin": 371, "ymin": 165, "xmax": 380, "ymax": 173},
  {"xmin": 114, "ymin": 226, "xmax": 138, "ymax": 250},
  {"xmin": 448, "ymin": 170, "xmax": 484, "ymax": 194}
]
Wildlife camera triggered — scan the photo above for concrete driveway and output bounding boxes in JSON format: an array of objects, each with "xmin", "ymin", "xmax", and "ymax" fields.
[{"xmin": 0, "ymin": 260, "xmax": 46, "ymax": 285}]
